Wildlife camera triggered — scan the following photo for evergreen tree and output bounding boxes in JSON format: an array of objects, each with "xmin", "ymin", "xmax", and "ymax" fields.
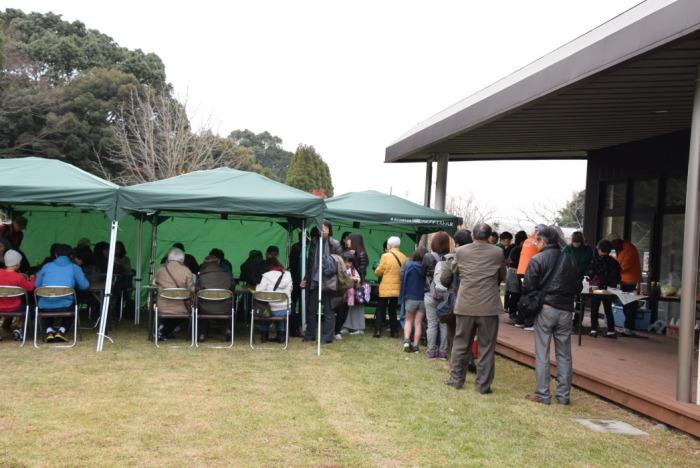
[
  {"xmin": 286, "ymin": 144, "xmax": 334, "ymax": 197},
  {"xmin": 228, "ymin": 129, "xmax": 293, "ymax": 181}
]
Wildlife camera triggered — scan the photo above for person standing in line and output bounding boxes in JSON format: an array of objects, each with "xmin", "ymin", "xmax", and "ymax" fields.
[
  {"xmin": 515, "ymin": 225, "xmax": 546, "ymax": 330},
  {"xmin": 342, "ymin": 233, "xmax": 369, "ymax": 335},
  {"xmin": 562, "ymin": 231, "xmax": 593, "ymax": 279},
  {"xmin": 505, "ymin": 231, "xmax": 528, "ymax": 322},
  {"xmin": 443, "ymin": 224, "xmax": 505, "ymax": 394},
  {"xmin": 400, "ymin": 247, "xmax": 426, "ymax": 353},
  {"xmin": 373, "ymin": 236, "xmax": 406, "ymax": 338},
  {"xmin": 523, "ymin": 226, "xmax": 580, "ymax": 405},
  {"xmin": 302, "ymin": 221, "xmax": 342, "ymax": 344},
  {"xmin": 496, "ymin": 231, "xmax": 513, "ymax": 256},
  {"xmin": 439, "ymin": 229, "xmax": 473, "ymax": 361},
  {"xmin": 423, "ymin": 231, "xmax": 451, "ymax": 359}
]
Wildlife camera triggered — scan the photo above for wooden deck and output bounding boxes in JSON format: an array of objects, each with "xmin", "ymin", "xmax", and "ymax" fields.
[{"xmin": 496, "ymin": 316, "xmax": 700, "ymax": 437}]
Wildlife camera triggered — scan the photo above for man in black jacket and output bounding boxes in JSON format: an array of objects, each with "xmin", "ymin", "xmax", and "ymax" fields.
[{"xmin": 522, "ymin": 226, "xmax": 580, "ymax": 405}]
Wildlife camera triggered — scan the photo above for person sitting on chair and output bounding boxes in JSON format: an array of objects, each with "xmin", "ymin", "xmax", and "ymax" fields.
[
  {"xmin": 197, "ymin": 255, "xmax": 234, "ymax": 342},
  {"xmin": 35, "ymin": 244, "xmax": 89, "ymax": 343},
  {"xmin": 154, "ymin": 247, "xmax": 195, "ymax": 340},
  {"xmin": 0, "ymin": 250, "xmax": 35, "ymax": 341},
  {"xmin": 256, "ymin": 258, "xmax": 292, "ymax": 343}
]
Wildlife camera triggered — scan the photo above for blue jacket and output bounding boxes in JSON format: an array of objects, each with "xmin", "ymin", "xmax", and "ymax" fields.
[
  {"xmin": 400, "ymin": 261, "xmax": 425, "ymax": 303},
  {"xmin": 35, "ymin": 256, "xmax": 90, "ymax": 309}
]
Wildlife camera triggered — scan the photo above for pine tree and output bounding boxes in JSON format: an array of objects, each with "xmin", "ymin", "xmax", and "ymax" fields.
[{"xmin": 286, "ymin": 144, "xmax": 334, "ymax": 197}]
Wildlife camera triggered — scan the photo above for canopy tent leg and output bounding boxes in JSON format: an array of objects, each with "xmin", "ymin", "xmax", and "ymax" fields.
[
  {"xmin": 424, "ymin": 158, "xmax": 433, "ymax": 207},
  {"xmin": 133, "ymin": 215, "xmax": 143, "ymax": 325},
  {"xmin": 286, "ymin": 222, "xmax": 292, "ymax": 269},
  {"xmin": 678, "ymin": 67, "xmax": 700, "ymax": 403},
  {"xmin": 434, "ymin": 153, "xmax": 449, "ymax": 211},
  {"xmin": 317, "ymin": 235, "xmax": 323, "ymax": 357},
  {"xmin": 96, "ymin": 220, "xmax": 119, "ymax": 352},
  {"xmin": 301, "ymin": 222, "xmax": 307, "ymax": 331}
]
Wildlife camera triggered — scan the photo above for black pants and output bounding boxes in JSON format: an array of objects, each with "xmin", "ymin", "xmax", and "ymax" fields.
[
  {"xmin": 621, "ymin": 283, "xmax": 638, "ymax": 330},
  {"xmin": 304, "ymin": 289, "xmax": 336, "ymax": 343},
  {"xmin": 505, "ymin": 291, "xmax": 521, "ymax": 318},
  {"xmin": 290, "ymin": 285, "xmax": 302, "ymax": 336},
  {"xmin": 41, "ymin": 308, "xmax": 75, "ymax": 333},
  {"xmin": 375, "ymin": 297, "xmax": 399, "ymax": 335},
  {"xmin": 335, "ymin": 304, "xmax": 349, "ymax": 335},
  {"xmin": 590, "ymin": 296, "xmax": 614, "ymax": 332}
]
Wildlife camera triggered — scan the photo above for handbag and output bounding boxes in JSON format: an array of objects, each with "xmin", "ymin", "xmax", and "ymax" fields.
[{"xmin": 254, "ymin": 272, "xmax": 285, "ymax": 318}]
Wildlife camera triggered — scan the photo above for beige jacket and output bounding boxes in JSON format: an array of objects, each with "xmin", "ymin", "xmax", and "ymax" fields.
[
  {"xmin": 450, "ymin": 241, "xmax": 506, "ymax": 316},
  {"xmin": 155, "ymin": 261, "xmax": 195, "ymax": 316}
]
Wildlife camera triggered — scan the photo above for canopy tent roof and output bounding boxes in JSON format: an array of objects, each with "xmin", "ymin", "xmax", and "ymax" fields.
[
  {"xmin": 117, "ymin": 167, "xmax": 326, "ymax": 222},
  {"xmin": 324, "ymin": 190, "xmax": 461, "ymax": 233},
  {"xmin": 0, "ymin": 157, "xmax": 119, "ymax": 217},
  {"xmin": 385, "ymin": 0, "xmax": 700, "ymax": 162}
]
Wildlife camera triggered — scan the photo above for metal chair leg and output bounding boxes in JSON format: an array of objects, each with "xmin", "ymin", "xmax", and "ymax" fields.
[
  {"xmin": 33, "ymin": 306, "xmax": 39, "ymax": 349},
  {"xmin": 19, "ymin": 305, "xmax": 28, "ymax": 347},
  {"xmin": 249, "ymin": 309, "xmax": 255, "ymax": 349},
  {"xmin": 154, "ymin": 308, "xmax": 160, "ymax": 348},
  {"xmin": 194, "ymin": 308, "xmax": 199, "ymax": 348},
  {"xmin": 190, "ymin": 307, "xmax": 195, "ymax": 348},
  {"xmin": 284, "ymin": 311, "xmax": 289, "ymax": 350}
]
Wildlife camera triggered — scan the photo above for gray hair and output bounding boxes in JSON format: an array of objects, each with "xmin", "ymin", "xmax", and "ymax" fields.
[
  {"xmin": 167, "ymin": 247, "xmax": 185, "ymax": 263},
  {"xmin": 536, "ymin": 226, "xmax": 560, "ymax": 246},
  {"xmin": 472, "ymin": 223, "xmax": 492, "ymax": 241},
  {"xmin": 387, "ymin": 236, "xmax": 401, "ymax": 248}
]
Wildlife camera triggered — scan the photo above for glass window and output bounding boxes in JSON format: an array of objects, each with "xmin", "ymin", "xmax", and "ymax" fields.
[
  {"xmin": 601, "ymin": 216, "xmax": 624, "ymax": 240},
  {"xmin": 604, "ymin": 182, "xmax": 626, "ymax": 211},
  {"xmin": 630, "ymin": 214, "xmax": 653, "ymax": 278},
  {"xmin": 659, "ymin": 214, "xmax": 684, "ymax": 288},
  {"xmin": 632, "ymin": 179, "xmax": 658, "ymax": 209},
  {"xmin": 665, "ymin": 177, "xmax": 687, "ymax": 207}
]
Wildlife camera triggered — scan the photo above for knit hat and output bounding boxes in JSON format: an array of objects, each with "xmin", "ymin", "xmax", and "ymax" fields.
[{"xmin": 4, "ymin": 249, "xmax": 22, "ymax": 267}]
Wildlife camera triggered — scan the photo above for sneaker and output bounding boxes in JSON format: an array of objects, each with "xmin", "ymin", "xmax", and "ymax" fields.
[
  {"xmin": 45, "ymin": 333, "xmax": 55, "ymax": 343},
  {"xmin": 349, "ymin": 330, "xmax": 364, "ymax": 335},
  {"xmin": 514, "ymin": 323, "xmax": 526, "ymax": 328},
  {"xmin": 426, "ymin": 350, "xmax": 438, "ymax": 359},
  {"xmin": 403, "ymin": 339, "xmax": 411, "ymax": 352},
  {"xmin": 12, "ymin": 329, "xmax": 22, "ymax": 341},
  {"xmin": 620, "ymin": 328, "xmax": 635, "ymax": 337},
  {"xmin": 53, "ymin": 332, "xmax": 68, "ymax": 343},
  {"xmin": 589, "ymin": 330, "xmax": 598, "ymax": 337},
  {"xmin": 444, "ymin": 379, "xmax": 463, "ymax": 390},
  {"xmin": 605, "ymin": 331, "xmax": 617, "ymax": 339},
  {"xmin": 437, "ymin": 351, "xmax": 448, "ymax": 361},
  {"xmin": 409, "ymin": 345, "xmax": 420, "ymax": 353},
  {"xmin": 524, "ymin": 326, "xmax": 535, "ymax": 332},
  {"xmin": 340, "ymin": 328, "xmax": 350, "ymax": 335},
  {"xmin": 334, "ymin": 334, "xmax": 343, "ymax": 340}
]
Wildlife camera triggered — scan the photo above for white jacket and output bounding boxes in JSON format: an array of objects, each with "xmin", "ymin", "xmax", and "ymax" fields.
[{"xmin": 257, "ymin": 270, "xmax": 293, "ymax": 311}]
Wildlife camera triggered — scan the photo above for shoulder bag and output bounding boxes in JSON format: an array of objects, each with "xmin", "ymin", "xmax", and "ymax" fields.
[{"xmin": 254, "ymin": 272, "xmax": 285, "ymax": 318}]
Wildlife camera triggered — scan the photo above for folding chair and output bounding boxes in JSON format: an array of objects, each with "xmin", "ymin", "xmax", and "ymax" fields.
[
  {"xmin": 154, "ymin": 288, "xmax": 194, "ymax": 348},
  {"xmin": 250, "ymin": 291, "xmax": 290, "ymax": 350},
  {"xmin": 194, "ymin": 289, "xmax": 235, "ymax": 349},
  {"xmin": 33, "ymin": 286, "xmax": 79, "ymax": 348},
  {"xmin": 0, "ymin": 286, "xmax": 30, "ymax": 346}
]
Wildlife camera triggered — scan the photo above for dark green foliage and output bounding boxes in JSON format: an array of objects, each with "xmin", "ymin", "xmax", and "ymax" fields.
[
  {"xmin": 286, "ymin": 144, "xmax": 334, "ymax": 197},
  {"xmin": 557, "ymin": 189, "xmax": 585, "ymax": 229},
  {"xmin": 228, "ymin": 129, "xmax": 293, "ymax": 181}
]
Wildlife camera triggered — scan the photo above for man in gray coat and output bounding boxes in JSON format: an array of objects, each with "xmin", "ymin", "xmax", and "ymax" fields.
[{"xmin": 442, "ymin": 223, "xmax": 506, "ymax": 394}]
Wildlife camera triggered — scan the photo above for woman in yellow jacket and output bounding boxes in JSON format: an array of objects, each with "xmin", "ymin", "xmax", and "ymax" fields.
[{"xmin": 374, "ymin": 236, "xmax": 407, "ymax": 338}]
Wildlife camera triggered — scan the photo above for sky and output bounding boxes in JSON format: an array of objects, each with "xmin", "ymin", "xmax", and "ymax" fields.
[{"xmin": 9, "ymin": 0, "xmax": 642, "ymax": 230}]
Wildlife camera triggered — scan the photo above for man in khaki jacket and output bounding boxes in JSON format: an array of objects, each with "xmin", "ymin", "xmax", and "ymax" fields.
[
  {"xmin": 155, "ymin": 247, "xmax": 195, "ymax": 339},
  {"xmin": 442, "ymin": 223, "xmax": 506, "ymax": 394}
]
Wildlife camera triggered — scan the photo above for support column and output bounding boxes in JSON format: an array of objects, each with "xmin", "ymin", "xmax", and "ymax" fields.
[
  {"xmin": 677, "ymin": 67, "xmax": 700, "ymax": 403},
  {"xmin": 424, "ymin": 158, "xmax": 433, "ymax": 207},
  {"xmin": 434, "ymin": 153, "xmax": 449, "ymax": 211},
  {"xmin": 301, "ymin": 222, "xmax": 307, "ymax": 331}
]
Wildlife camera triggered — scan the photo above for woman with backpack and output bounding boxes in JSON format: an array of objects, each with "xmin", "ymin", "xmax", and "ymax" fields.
[
  {"xmin": 400, "ymin": 247, "xmax": 427, "ymax": 352},
  {"xmin": 423, "ymin": 231, "xmax": 452, "ymax": 359}
]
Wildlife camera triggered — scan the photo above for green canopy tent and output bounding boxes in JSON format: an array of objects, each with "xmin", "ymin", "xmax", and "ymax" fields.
[
  {"xmin": 116, "ymin": 167, "xmax": 327, "ymax": 354},
  {"xmin": 324, "ymin": 191, "xmax": 462, "ymax": 278},
  {"xmin": 0, "ymin": 157, "xmax": 121, "ymax": 350}
]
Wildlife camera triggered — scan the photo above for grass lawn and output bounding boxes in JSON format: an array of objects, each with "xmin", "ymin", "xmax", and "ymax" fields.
[{"xmin": 0, "ymin": 324, "xmax": 698, "ymax": 467}]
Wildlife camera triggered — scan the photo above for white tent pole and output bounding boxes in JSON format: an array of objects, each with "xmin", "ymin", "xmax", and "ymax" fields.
[
  {"xmin": 133, "ymin": 215, "xmax": 143, "ymax": 325},
  {"xmin": 301, "ymin": 221, "xmax": 307, "ymax": 331},
  {"xmin": 96, "ymin": 220, "xmax": 119, "ymax": 352},
  {"xmin": 317, "ymin": 235, "xmax": 323, "ymax": 356}
]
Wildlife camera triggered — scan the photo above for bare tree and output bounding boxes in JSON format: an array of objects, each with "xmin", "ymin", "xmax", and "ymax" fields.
[
  {"xmin": 94, "ymin": 86, "xmax": 254, "ymax": 184},
  {"xmin": 445, "ymin": 193, "xmax": 496, "ymax": 230},
  {"xmin": 519, "ymin": 202, "xmax": 561, "ymax": 227}
]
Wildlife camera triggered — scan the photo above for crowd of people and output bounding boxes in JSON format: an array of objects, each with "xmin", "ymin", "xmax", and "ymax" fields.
[{"xmin": 1, "ymin": 211, "xmax": 646, "ymax": 404}]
